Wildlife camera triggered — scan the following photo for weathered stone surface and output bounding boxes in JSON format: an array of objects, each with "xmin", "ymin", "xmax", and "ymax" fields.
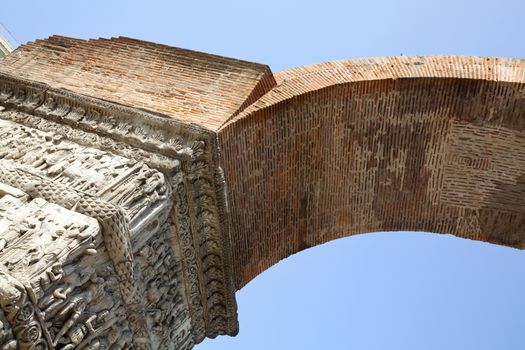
[
  {"xmin": 0, "ymin": 63, "xmax": 238, "ymax": 347},
  {"xmin": 0, "ymin": 36, "xmax": 524, "ymax": 349}
]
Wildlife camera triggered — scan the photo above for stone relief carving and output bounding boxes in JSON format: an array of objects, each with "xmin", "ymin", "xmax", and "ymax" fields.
[
  {"xmin": 0, "ymin": 119, "xmax": 169, "ymax": 223},
  {"xmin": 0, "ymin": 72, "xmax": 238, "ymax": 348},
  {"xmin": 0, "ymin": 184, "xmax": 132, "ymax": 350},
  {"xmin": 136, "ymin": 221, "xmax": 193, "ymax": 350},
  {"xmin": 0, "ymin": 156, "xmax": 162, "ymax": 349}
]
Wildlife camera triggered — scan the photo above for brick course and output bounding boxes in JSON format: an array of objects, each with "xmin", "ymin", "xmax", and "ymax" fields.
[
  {"xmin": 218, "ymin": 57, "xmax": 525, "ymax": 288},
  {"xmin": 0, "ymin": 36, "xmax": 276, "ymax": 130},
  {"xmin": 2, "ymin": 37, "xmax": 524, "ymax": 292}
]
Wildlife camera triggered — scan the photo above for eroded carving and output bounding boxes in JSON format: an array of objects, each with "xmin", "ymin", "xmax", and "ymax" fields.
[
  {"xmin": 0, "ymin": 72, "xmax": 238, "ymax": 348},
  {"xmin": 137, "ymin": 222, "xmax": 193, "ymax": 350}
]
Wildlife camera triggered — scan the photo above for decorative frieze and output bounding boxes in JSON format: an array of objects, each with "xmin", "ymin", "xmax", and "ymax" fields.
[{"xmin": 0, "ymin": 72, "xmax": 238, "ymax": 348}]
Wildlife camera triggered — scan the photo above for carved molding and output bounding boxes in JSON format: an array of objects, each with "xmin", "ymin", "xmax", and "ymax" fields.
[{"xmin": 0, "ymin": 72, "xmax": 238, "ymax": 346}]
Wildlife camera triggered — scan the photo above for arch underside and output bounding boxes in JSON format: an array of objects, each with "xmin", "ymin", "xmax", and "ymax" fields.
[{"xmin": 218, "ymin": 57, "xmax": 525, "ymax": 289}]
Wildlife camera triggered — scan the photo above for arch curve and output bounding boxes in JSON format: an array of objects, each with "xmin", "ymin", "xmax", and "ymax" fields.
[{"xmin": 217, "ymin": 56, "xmax": 525, "ymax": 289}]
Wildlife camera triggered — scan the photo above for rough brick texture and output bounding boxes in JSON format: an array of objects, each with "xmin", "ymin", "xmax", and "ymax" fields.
[
  {"xmin": 2, "ymin": 37, "xmax": 524, "ymax": 292},
  {"xmin": 218, "ymin": 57, "xmax": 525, "ymax": 288},
  {"xmin": 0, "ymin": 35, "xmax": 276, "ymax": 130}
]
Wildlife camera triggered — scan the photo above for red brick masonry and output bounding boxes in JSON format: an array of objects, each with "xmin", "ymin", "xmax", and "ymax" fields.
[
  {"xmin": 220, "ymin": 57, "xmax": 525, "ymax": 288},
  {"xmin": 3, "ymin": 37, "xmax": 524, "ymax": 289}
]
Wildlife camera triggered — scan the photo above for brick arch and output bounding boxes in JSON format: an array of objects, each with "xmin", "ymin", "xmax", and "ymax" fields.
[{"xmin": 218, "ymin": 56, "xmax": 525, "ymax": 289}]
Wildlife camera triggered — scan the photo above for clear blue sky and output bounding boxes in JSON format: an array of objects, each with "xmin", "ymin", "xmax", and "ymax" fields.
[{"xmin": 2, "ymin": 1, "xmax": 524, "ymax": 349}]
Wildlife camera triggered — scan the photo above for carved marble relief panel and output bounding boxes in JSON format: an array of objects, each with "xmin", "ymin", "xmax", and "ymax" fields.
[
  {"xmin": 0, "ymin": 118, "xmax": 170, "ymax": 224},
  {"xmin": 0, "ymin": 115, "xmax": 193, "ymax": 349},
  {"xmin": 0, "ymin": 184, "xmax": 133, "ymax": 350},
  {"xmin": 0, "ymin": 73, "xmax": 238, "ymax": 349}
]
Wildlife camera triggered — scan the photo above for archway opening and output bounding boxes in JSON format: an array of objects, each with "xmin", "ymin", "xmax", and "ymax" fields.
[{"xmin": 198, "ymin": 231, "xmax": 525, "ymax": 349}]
